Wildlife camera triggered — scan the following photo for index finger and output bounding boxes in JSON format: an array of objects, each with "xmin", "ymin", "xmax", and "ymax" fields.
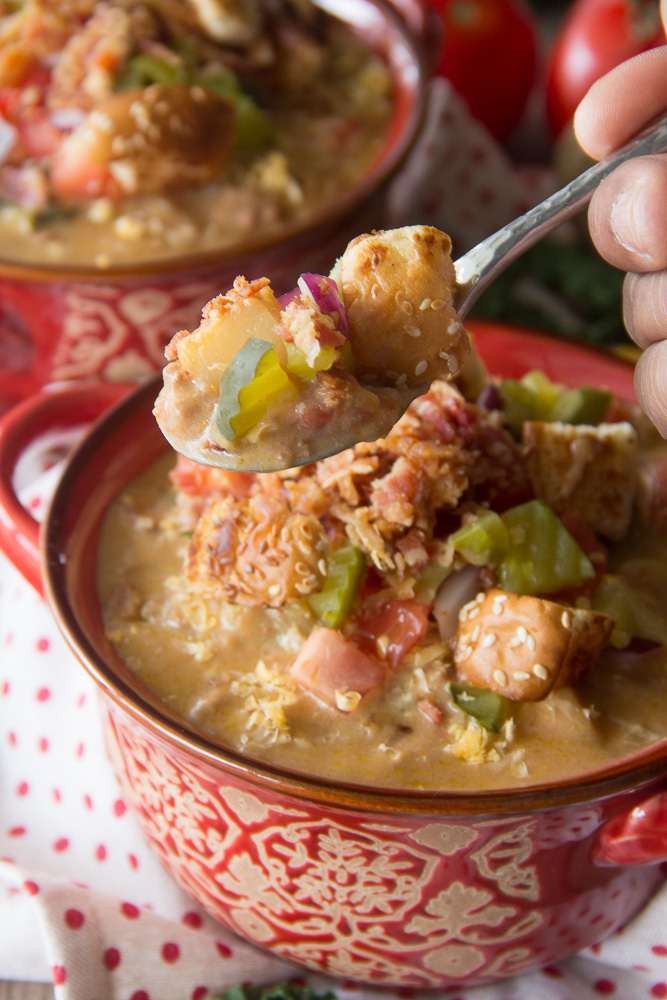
[{"xmin": 574, "ymin": 45, "xmax": 667, "ymax": 160}]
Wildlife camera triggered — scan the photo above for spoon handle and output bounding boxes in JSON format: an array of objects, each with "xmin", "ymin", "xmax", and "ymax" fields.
[{"xmin": 454, "ymin": 112, "xmax": 667, "ymax": 315}]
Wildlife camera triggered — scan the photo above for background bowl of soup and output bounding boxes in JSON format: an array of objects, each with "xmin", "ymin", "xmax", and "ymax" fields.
[
  {"xmin": 0, "ymin": 0, "xmax": 426, "ymax": 411},
  {"xmin": 0, "ymin": 323, "xmax": 666, "ymax": 989}
]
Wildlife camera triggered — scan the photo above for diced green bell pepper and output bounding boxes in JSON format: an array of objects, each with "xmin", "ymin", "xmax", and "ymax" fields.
[
  {"xmin": 231, "ymin": 93, "xmax": 275, "ymax": 150},
  {"xmin": 451, "ymin": 683, "xmax": 509, "ymax": 732},
  {"xmin": 306, "ymin": 542, "xmax": 366, "ymax": 628},
  {"xmin": 217, "ymin": 337, "xmax": 294, "ymax": 441},
  {"xmin": 592, "ymin": 574, "xmax": 667, "ymax": 644},
  {"xmin": 499, "ymin": 370, "xmax": 564, "ymax": 432},
  {"xmin": 550, "ymin": 386, "xmax": 612, "ymax": 425},
  {"xmin": 450, "ymin": 510, "xmax": 510, "ymax": 566},
  {"xmin": 413, "ymin": 562, "xmax": 451, "ymax": 604},
  {"xmin": 499, "ymin": 370, "xmax": 613, "ymax": 433},
  {"xmin": 498, "ymin": 500, "xmax": 595, "ymax": 596}
]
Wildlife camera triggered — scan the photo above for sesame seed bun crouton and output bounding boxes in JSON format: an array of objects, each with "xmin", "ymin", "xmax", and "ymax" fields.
[
  {"xmin": 523, "ymin": 421, "xmax": 638, "ymax": 541},
  {"xmin": 454, "ymin": 589, "xmax": 614, "ymax": 701},
  {"xmin": 339, "ymin": 225, "xmax": 471, "ymax": 388}
]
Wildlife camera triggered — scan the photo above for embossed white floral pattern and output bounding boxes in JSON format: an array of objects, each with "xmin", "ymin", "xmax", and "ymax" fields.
[
  {"xmin": 52, "ymin": 281, "xmax": 221, "ymax": 382},
  {"xmin": 102, "ymin": 708, "xmax": 562, "ymax": 987}
]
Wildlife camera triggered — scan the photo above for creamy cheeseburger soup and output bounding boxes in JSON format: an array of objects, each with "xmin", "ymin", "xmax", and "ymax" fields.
[
  {"xmin": 0, "ymin": 0, "xmax": 393, "ymax": 268},
  {"xmin": 99, "ymin": 354, "xmax": 667, "ymax": 791}
]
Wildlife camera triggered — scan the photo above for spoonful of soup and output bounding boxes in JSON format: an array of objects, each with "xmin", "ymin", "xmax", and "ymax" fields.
[{"xmin": 154, "ymin": 112, "xmax": 667, "ymax": 472}]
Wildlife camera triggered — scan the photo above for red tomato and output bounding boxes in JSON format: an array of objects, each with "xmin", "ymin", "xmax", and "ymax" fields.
[
  {"xmin": 289, "ymin": 627, "xmax": 386, "ymax": 707},
  {"xmin": 353, "ymin": 599, "xmax": 430, "ymax": 670},
  {"xmin": 545, "ymin": 0, "xmax": 665, "ymax": 137},
  {"xmin": 429, "ymin": 0, "xmax": 538, "ymax": 142}
]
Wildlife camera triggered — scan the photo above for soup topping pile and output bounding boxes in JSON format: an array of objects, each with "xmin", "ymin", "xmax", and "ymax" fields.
[
  {"xmin": 0, "ymin": 0, "xmax": 393, "ymax": 266},
  {"xmin": 101, "ymin": 318, "xmax": 667, "ymax": 789},
  {"xmin": 154, "ymin": 225, "xmax": 471, "ymax": 470}
]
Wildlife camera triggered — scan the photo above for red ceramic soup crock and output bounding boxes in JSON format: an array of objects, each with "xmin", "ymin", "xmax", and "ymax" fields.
[
  {"xmin": 0, "ymin": 0, "xmax": 426, "ymax": 413},
  {"xmin": 0, "ymin": 322, "xmax": 666, "ymax": 990}
]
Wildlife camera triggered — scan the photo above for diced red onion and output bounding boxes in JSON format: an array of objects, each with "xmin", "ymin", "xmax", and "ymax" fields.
[
  {"xmin": 297, "ymin": 272, "xmax": 348, "ymax": 336},
  {"xmin": 49, "ymin": 108, "xmax": 86, "ymax": 131},
  {"xmin": 477, "ymin": 383, "xmax": 502, "ymax": 411},
  {"xmin": 602, "ymin": 637, "xmax": 661, "ymax": 667},
  {"xmin": 0, "ymin": 117, "xmax": 18, "ymax": 165},
  {"xmin": 433, "ymin": 564, "xmax": 483, "ymax": 642},
  {"xmin": 278, "ymin": 288, "xmax": 298, "ymax": 308}
]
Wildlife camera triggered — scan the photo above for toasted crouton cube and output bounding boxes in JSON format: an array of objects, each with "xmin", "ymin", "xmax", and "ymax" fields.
[
  {"xmin": 523, "ymin": 421, "xmax": 638, "ymax": 540},
  {"xmin": 454, "ymin": 588, "xmax": 614, "ymax": 701}
]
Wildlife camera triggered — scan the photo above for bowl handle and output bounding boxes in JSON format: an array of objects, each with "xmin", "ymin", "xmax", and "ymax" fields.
[
  {"xmin": 0, "ymin": 381, "xmax": 133, "ymax": 593},
  {"xmin": 593, "ymin": 790, "xmax": 667, "ymax": 866}
]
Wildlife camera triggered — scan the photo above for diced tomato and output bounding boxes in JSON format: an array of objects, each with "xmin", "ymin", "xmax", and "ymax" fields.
[
  {"xmin": 289, "ymin": 627, "xmax": 386, "ymax": 709},
  {"xmin": 418, "ymin": 699, "xmax": 443, "ymax": 724},
  {"xmin": 169, "ymin": 455, "xmax": 256, "ymax": 498},
  {"xmin": 17, "ymin": 108, "xmax": 63, "ymax": 158},
  {"xmin": 352, "ymin": 599, "xmax": 430, "ymax": 670}
]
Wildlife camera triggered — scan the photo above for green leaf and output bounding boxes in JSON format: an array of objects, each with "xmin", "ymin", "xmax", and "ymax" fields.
[{"xmin": 216, "ymin": 983, "xmax": 337, "ymax": 1000}]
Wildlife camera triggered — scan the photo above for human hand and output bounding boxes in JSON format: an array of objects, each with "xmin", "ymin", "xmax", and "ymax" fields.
[{"xmin": 574, "ymin": 8, "xmax": 667, "ymax": 435}]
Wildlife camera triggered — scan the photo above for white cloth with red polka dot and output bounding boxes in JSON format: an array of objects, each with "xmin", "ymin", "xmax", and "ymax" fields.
[{"xmin": 1, "ymin": 78, "xmax": 667, "ymax": 1000}]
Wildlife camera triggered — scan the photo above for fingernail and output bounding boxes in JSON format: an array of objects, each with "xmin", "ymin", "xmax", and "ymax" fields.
[{"xmin": 610, "ymin": 185, "xmax": 655, "ymax": 261}]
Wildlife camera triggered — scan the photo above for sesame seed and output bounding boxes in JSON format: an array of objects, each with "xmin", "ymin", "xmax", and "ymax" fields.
[
  {"xmin": 509, "ymin": 637, "xmax": 522, "ymax": 648},
  {"xmin": 431, "ymin": 299, "xmax": 445, "ymax": 310},
  {"xmin": 492, "ymin": 602, "xmax": 504, "ymax": 615},
  {"xmin": 243, "ymin": 564, "xmax": 254, "ymax": 573},
  {"xmin": 533, "ymin": 664, "xmax": 549, "ymax": 680},
  {"xmin": 268, "ymin": 584, "xmax": 281, "ymax": 597},
  {"xmin": 481, "ymin": 633, "xmax": 497, "ymax": 647},
  {"xmin": 376, "ymin": 634, "xmax": 390, "ymax": 657},
  {"xmin": 493, "ymin": 669, "xmax": 508, "ymax": 687},
  {"xmin": 295, "ymin": 581, "xmax": 313, "ymax": 594},
  {"xmin": 517, "ymin": 625, "xmax": 528, "ymax": 643},
  {"xmin": 514, "ymin": 671, "xmax": 531, "ymax": 681},
  {"xmin": 496, "ymin": 594, "xmax": 508, "ymax": 602},
  {"xmin": 294, "ymin": 562, "xmax": 310, "ymax": 576},
  {"xmin": 401, "ymin": 300, "xmax": 413, "ymax": 315},
  {"xmin": 420, "ymin": 298, "xmax": 432, "ymax": 310},
  {"xmin": 471, "ymin": 625, "xmax": 480, "ymax": 643},
  {"xmin": 298, "ymin": 540, "xmax": 313, "ymax": 556},
  {"xmin": 526, "ymin": 635, "xmax": 536, "ymax": 651},
  {"xmin": 447, "ymin": 356, "xmax": 459, "ymax": 373},
  {"xmin": 406, "ymin": 326, "xmax": 422, "ymax": 337},
  {"xmin": 395, "ymin": 373, "xmax": 407, "ymax": 387},
  {"xmin": 415, "ymin": 360, "xmax": 428, "ymax": 377},
  {"xmin": 438, "ymin": 350, "xmax": 450, "ymax": 361},
  {"xmin": 467, "ymin": 607, "xmax": 480, "ymax": 620},
  {"xmin": 561, "ymin": 610, "xmax": 572, "ymax": 629},
  {"xmin": 385, "ymin": 370, "xmax": 400, "ymax": 380},
  {"xmin": 318, "ymin": 559, "xmax": 327, "ymax": 575},
  {"xmin": 371, "ymin": 283, "xmax": 381, "ymax": 299}
]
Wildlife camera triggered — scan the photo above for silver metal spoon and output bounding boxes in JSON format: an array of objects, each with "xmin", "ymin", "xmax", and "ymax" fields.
[
  {"xmin": 157, "ymin": 113, "xmax": 667, "ymax": 472},
  {"xmin": 453, "ymin": 112, "xmax": 667, "ymax": 316}
]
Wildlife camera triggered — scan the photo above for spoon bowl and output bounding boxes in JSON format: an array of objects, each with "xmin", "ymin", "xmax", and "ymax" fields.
[{"xmin": 157, "ymin": 113, "xmax": 667, "ymax": 473}]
